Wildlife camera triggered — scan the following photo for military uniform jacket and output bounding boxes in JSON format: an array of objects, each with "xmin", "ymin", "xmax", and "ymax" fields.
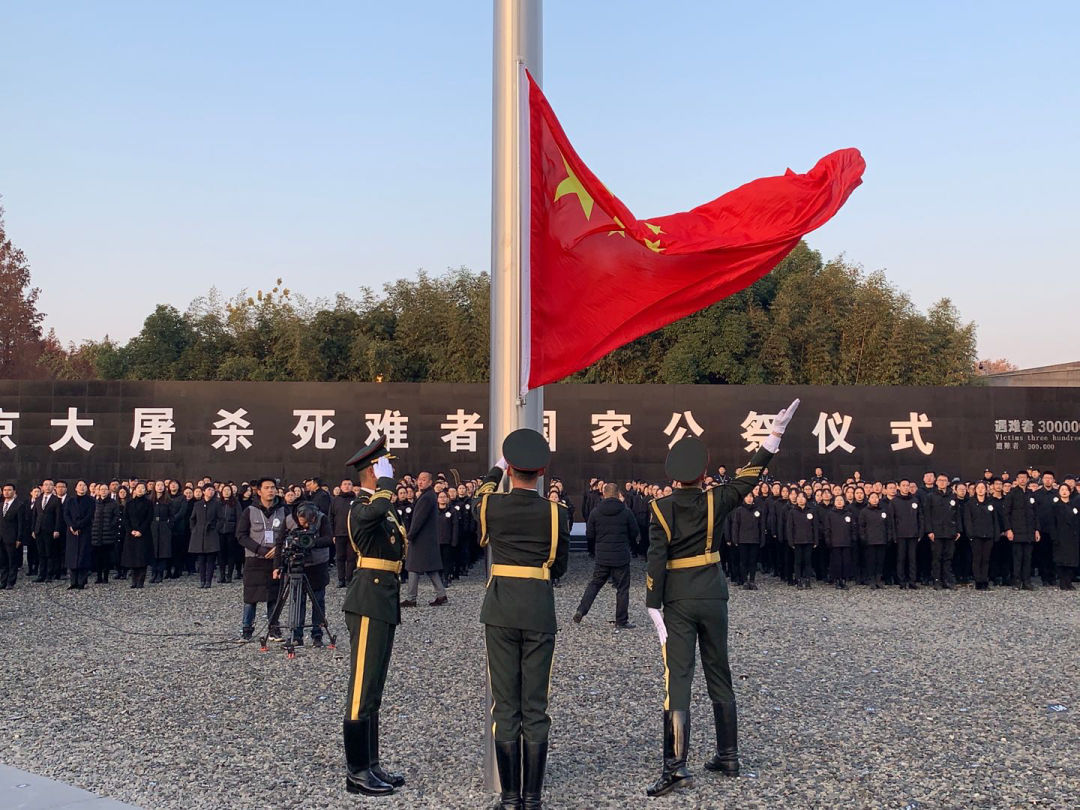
[
  {"xmin": 646, "ymin": 448, "xmax": 773, "ymax": 609},
  {"xmin": 473, "ymin": 467, "xmax": 570, "ymax": 635},
  {"xmin": 343, "ymin": 482, "xmax": 408, "ymax": 626}
]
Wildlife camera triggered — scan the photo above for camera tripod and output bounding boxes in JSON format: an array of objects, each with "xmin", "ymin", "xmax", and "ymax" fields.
[{"xmin": 261, "ymin": 561, "xmax": 338, "ymax": 659}]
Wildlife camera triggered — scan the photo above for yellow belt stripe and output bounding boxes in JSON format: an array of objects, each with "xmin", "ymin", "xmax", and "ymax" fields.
[
  {"xmin": 349, "ymin": 616, "xmax": 370, "ymax": 721},
  {"xmin": 356, "ymin": 557, "xmax": 402, "ymax": 574},
  {"xmin": 489, "ymin": 564, "xmax": 551, "ymax": 581},
  {"xmin": 666, "ymin": 550, "xmax": 721, "ymax": 570}
]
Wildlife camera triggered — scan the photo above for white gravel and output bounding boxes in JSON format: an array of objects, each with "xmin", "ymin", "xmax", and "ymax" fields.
[{"xmin": 3, "ymin": 559, "xmax": 1079, "ymax": 809}]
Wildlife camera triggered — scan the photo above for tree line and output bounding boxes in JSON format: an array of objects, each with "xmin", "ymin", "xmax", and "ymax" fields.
[{"xmin": 2, "ymin": 202, "xmax": 983, "ymax": 385}]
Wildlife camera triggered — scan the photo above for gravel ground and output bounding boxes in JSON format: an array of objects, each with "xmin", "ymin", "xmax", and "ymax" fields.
[{"xmin": 3, "ymin": 558, "xmax": 1079, "ymax": 810}]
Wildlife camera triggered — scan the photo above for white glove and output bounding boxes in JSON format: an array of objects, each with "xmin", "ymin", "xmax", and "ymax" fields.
[
  {"xmin": 495, "ymin": 457, "xmax": 508, "ymax": 471},
  {"xmin": 762, "ymin": 398, "xmax": 800, "ymax": 453},
  {"xmin": 647, "ymin": 607, "xmax": 667, "ymax": 646},
  {"xmin": 372, "ymin": 457, "xmax": 394, "ymax": 480}
]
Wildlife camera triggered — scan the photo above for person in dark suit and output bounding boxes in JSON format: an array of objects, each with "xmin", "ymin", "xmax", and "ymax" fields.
[
  {"xmin": 645, "ymin": 399, "xmax": 798, "ymax": 798},
  {"xmin": 1, "ymin": 483, "xmax": 28, "ymax": 589},
  {"xmin": 1003, "ymin": 470, "xmax": 1040, "ymax": 589},
  {"xmin": 474, "ymin": 429, "xmax": 569, "ymax": 810},
  {"xmin": 33, "ymin": 479, "xmax": 63, "ymax": 582},
  {"xmin": 401, "ymin": 471, "xmax": 446, "ymax": 607},
  {"xmin": 341, "ymin": 436, "xmax": 407, "ymax": 796}
]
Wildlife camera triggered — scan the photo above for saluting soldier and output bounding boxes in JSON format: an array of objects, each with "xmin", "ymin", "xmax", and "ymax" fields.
[
  {"xmin": 474, "ymin": 428, "xmax": 570, "ymax": 810},
  {"xmin": 341, "ymin": 436, "xmax": 408, "ymax": 796},
  {"xmin": 644, "ymin": 399, "xmax": 799, "ymax": 798}
]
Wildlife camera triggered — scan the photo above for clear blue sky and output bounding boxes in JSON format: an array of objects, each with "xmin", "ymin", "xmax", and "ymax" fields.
[{"xmin": 2, "ymin": 1, "xmax": 1077, "ymax": 368}]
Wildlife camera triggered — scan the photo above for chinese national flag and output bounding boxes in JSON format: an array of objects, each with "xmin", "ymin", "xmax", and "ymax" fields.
[{"xmin": 525, "ymin": 71, "xmax": 865, "ymax": 391}]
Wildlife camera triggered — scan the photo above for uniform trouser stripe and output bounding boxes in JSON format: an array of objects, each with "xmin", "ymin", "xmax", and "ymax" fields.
[
  {"xmin": 349, "ymin": 616, "xmax": 370, "ymax": 721},
  {"xmin": 661, "ymin": 643, "xmax": 670, "ymax": 711}
]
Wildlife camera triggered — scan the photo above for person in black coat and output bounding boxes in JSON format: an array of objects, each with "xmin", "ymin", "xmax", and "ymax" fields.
[
  {"xmin": 964, "ymin": 482, "xmax": 1002, "ymax": 590},
  {"xmin": 1051, "ymin": 484, "xmax": 1079, "ymax": 590},
  {"xmin": 1003, "ymin": 471, "xmax": 1040, "ymax": 589},
  {"xmin": 149, "ymin": 483, "xmax": 173, "ymax": 583},
  {"xmin": 402, "ymin": 474, "xmax": 446, "ymax": 607},
  {"xmin": 435, "ymin": 490, "xmax": 459, "ymax": 586},
  {"xmin": 62, "ymin": 482, "xmax": 95, "ymax": 589},
  {"xmin": 168, "ymin": 487, "xmax": 193, "ymax": 579},
  {"xmin": 785, "ymin": 493, "xmax": 819, "ymax": 589},
  {"xmin": 728, "ymin": 493, "xmax": 765, "ymax": 590},
  {"xmin": 331, "ymin": 481, "xmax": 356, "ymax": 587},
  {"xmin": 926, "ymin": 475, "xmax": 961, "ymax": 590},
  {"xmin": 33, "ymin": 480, "xmax": 64, "ymax": 582},
  {"xmin": 573, "ymin": 483, "xmax": 639, "ymax": 626},
  {"xmin": 0, "ymin": 484, "xmax": 28, "ymax": 589},
  {"xmin": 891, "ymin": 480, "xmax": 924, "ymax": 590},
  {"xmin": 823, "ymin": 496, "xmax": 856, "ymax": 589},
  {"xmin": 90, "ymin": 484, "xmax": 120, "ymax": 584},
  {"xmin": 858, "ymin": 492, "xmax": 894, "ymax": 588},
  {"xmin": 120, "ymin": 484, "xmax": 153, "ymax": 588},
  {"xmin": 189, "ymin": 488, "xmax": 223, "ymax": 589},
  {"xmin": 218, "ymin": 485, "xmax": 241, "ymax": 583}
]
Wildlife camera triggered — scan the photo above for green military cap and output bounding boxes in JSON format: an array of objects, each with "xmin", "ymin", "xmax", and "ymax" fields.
[
  {"xmin": 502, "ymin": 428, "xmax": 551, "ymax": 473},
  {"xmin": 344, "ymin": 434, "xmax": 393, "ymax": 471},
  {"xmin": 665, "ymin": 436, "xmax": 708, "ymax": 483}
]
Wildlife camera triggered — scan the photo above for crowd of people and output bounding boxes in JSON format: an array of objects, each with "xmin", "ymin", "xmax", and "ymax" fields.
[
  {"xmin": 1, "ymin": 462, "xmax": 1076, "ymax": 638},
  {"xmin": 599, "ymin": 464, "xmax": 1079, "ymax": 594}
]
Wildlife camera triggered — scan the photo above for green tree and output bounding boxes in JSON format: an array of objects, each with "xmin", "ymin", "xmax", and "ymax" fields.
[{"xmin": 0, "ymin": 202, "xmax": 45, "ymax": 377}]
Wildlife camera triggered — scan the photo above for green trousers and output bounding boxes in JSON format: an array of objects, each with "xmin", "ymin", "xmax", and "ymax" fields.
[
  {"xmin": 345, "ymin": 611, "xmax": 396, "ymax": 720},
  {"xmin": 662, "ymin": 598, "xmax": 733, "ymax": 711},
  {"xmin": 484, "ymin": 624, "xmax": 555, "ymax": 743}
]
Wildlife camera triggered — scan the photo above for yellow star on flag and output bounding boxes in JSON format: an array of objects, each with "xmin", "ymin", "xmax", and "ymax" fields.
[{"xmin": 553, "ymin": 155, "xmax": 594, "ymax": 220}]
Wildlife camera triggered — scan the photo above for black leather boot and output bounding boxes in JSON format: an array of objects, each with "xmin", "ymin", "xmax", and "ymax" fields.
[
  {"xmin": 494, "ymin": 739, "xmax": 523, "ymax": 809},
  {"xmin": 369, "ymin": 712, "xmax": 405, "ymax": 787},
  {"xmin": 344, "ymin": 718, "xmax": 394, "ymax": 795},
  {"xmin": 522, "ymin": 739, "xmax": 548, "ymax": 810},
  {"xmin": 704, "ymin": 700, "xmax": 739, "ymax": 776},
  {"xmin": 646, "ymin": 710, "xmax": 693, "ymax": 797}
]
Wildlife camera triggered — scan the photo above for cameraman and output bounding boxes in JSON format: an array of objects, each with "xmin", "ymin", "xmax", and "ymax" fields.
[{"xmin": 275, "ymin": 502, "xmax": 333, "ymax": 648}]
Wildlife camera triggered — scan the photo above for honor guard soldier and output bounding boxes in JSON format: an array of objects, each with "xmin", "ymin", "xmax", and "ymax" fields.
[
  {"xmin": 645, "ymin": 399, "xmax": 799, "ymax": 798},
  {"xmin": 474, "ymin": 428, "xmax": 570, "ymax": 810},
  {"xmin": 341, "ymin": 435, "xmax": 408, "ymax": 796}
]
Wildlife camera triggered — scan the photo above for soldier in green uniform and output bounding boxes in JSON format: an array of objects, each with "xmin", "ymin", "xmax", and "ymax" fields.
[
  {"xmin": 474, "ymin": 428, "xmax": 570, "ymax": 810},
  {"xmin": 341, "ymin": 435, "xmax": 408, "ymax": 796},
  {"xmin": 645, "ymin": 399, "xmax": 799, "ymax": 798}
]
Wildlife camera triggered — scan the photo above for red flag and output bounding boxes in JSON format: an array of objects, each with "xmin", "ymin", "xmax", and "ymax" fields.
[{"xmin": 525, "ymin": 71, "xmax": 865, "ymax": 391}]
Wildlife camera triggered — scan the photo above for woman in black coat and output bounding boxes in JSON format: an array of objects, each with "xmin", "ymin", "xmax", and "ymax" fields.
[
  {"xmin": 189, "ymin": 488, "xmax": 223, "ymax": 589},
  {"xmin": 785, "ymin": 493, "xmax": 819, "ymax": 590},
  {"xmin": 823, "ymin": 496, "xmax": 856, "ymax": 589},
  {"xmin": 1051, "ymin": 484, "xmax": 1079, "ymax": 590},
  {"xmin": 115, "ymin": 487, "xmax": 129, "ymax": 579},
  {"xmin": 62, "ymin": 481, "xmax": 95, "ymax": 590},
  {"xmin": 857, "ymin": 492, "xmax": 894, "ymax": 589},
  {"xmin": 435, "ymin": 490, "xmax": 459, "ymax": 585},
  {"xmin": 168, "ymin": 485, "xmax": 193, "ymax": 579},
  {"xmin": 90, "ymin": 484, "xmax": 120, "ymax": 584},
  {"xmin": 120, "ymin": 484, "xmax": 153, "ymax": 588},
  {"xmin": 218, "ymin": 485, "xmax": 240, "ymax": 583},
  {"xmin": 149, "ymin": 482, "xmax": 173, "ymax": 583},
  {"xmin": 964, "ymin": 482, "xmax": 1003, "ymax": 591}
]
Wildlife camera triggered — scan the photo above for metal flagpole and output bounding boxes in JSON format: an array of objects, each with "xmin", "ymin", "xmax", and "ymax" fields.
[{"xmin": 487, "ymin": 0, "xmax": 542, "ymax": 792}]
